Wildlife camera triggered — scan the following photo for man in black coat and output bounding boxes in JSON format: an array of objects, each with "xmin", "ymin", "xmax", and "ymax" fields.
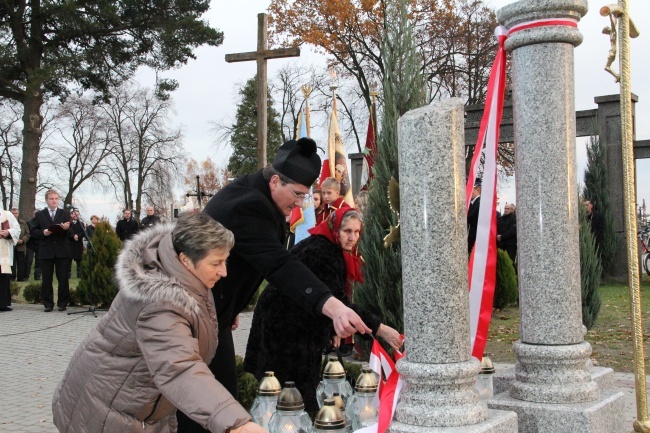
[
  {"xmin": 176, "ymin": 138, "xmax": 371, "ymax": 433},
  {"xmin": 467, "ymin": 180, "xmax": 482, "ymax": 254},
  {"xmin": 25, "ymin": 211, "xmax": 42, "ymax": 280},
  {"xmin": 497, "ymin": 203, "xmax": 518, "ymax": 265},
  {"xmin": 30, "ymin": 189, "xmax": 71, "ymax": 312},
  {"xmin": 115, "ymin": 209, "xmax": 139, "ymax": 242},
  {"xmin": 140, "ymin": 205, "xmax": 161, "ymax": 229},
  {"xmin": 68, "ymin": 210, "xmax": 86, "ymax": 278},
  {"xmin": 585, "ymin": 199, "xmax": 605, "ymax": 254}
]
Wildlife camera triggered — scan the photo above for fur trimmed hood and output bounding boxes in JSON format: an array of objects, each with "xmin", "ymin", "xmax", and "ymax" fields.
[{"xmin": 115, "ymin": 223, "xmax": 202, "ymax": 316}]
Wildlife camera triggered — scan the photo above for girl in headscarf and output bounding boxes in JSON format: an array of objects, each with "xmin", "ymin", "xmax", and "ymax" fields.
[{"xmin": 244, "ymin": 208, "xmax": 402, "ymax": 413}]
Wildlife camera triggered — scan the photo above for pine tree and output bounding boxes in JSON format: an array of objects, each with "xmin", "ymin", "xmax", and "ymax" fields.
[
  {"xmin": 583, "ymin": 135, "xmax": 617, "ymax": 276},
  {"xmin": 354, "ymin": 0, "xmax": 426, "ymax": 346},
  {"xmin": 227, "ymin": 76, "xmax": 283, "ymax": 177},
  {"xmin": 77, "ymin": 221, "xmax": 122, "ymax": 307},
  {"xmin": 579, "ymin": 201, "xmax": 602, "ymax": 330},
  {"xmin": 493, "ymin": 249, "xmax": 518, "ymax": 309}
]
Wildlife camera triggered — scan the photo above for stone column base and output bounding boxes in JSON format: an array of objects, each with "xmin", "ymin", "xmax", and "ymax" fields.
[
  {"xmin": 389, "ymin": 409, "xmax": 518, "ymax": 433},
  {"xmin": 488, "ymin": 390, "xmax": 624, "ymax": 433},
  {"xmin": 494, "ymin": 366, "xmax": 615, "ymax": 396}
]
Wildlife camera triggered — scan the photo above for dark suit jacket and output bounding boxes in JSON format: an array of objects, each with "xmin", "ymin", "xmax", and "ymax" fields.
[
  {"xmin": 587, "ymin": 210, "xmax": 605, "ymax": 252},
  {"xmin": 31, "ymin": 208, "xmax": 72, "ymax": 260},
  {"xmin": 467, "ymin": 196, "xmax": 481, "ymax": 253}
]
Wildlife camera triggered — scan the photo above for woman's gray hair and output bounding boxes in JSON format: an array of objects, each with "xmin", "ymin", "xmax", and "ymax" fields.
[
  {"xmin": 172, "ymin": 213, "xmax": 234, "ymax": 264},
  {"xmin": 340, "ymin": 209, "xmax": 363, "ymax": 226}
]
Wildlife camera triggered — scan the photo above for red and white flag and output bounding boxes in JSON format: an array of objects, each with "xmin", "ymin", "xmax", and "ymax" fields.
[
  {"xmin": 466, "ymin": 18, "xmax": 578, "ymax": 360},
  {"xmin": 356, "ymin": 339, "xmax": 405, "ymax": 433}
]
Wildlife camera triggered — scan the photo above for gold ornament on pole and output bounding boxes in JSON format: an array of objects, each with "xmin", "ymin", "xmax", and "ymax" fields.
[{"xmin": 600, "ymin": 3, "xmax": 648, "ymax": 432}]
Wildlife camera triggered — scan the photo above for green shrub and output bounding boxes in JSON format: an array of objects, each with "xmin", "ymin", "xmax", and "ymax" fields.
[
  {"xmin": 494, "ymin": 249, "xmax": 518, "ymax": 309},
  {"xmin": 235, "ymin": 355, "xmax": 259, "ymax": 411},
  {"xmin": 23, "ymin": 283, "xmax": 42, "ymax": 303},
  {"xmin": 9, "ymin": 280, "xmax": 21, "ymax": 299},
  {"xmin": 68, "ymin": 289, "xmax": 79, "ymax": 307},
  {"xmin": 77, "ymin": 221, "xmax": 121, "ymax": 307},
  {"xmin": 580, "ymin": 203, "xmax": 602, "ymax": 330}
]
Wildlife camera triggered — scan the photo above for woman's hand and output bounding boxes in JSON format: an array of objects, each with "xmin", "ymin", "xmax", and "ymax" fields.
[
  {"xmin": 331, "ymin": 335, "xmax": 341, "ymax": 348},
  {"xmin": 230, "ymin": 421, "xmax": 268, "ymax": 433},
  {"xmin": 231, "ymin": 314, "xmax": 240, "ymax": 331},
  {"xmin": 376, "ymin": 324, "xmax": 404, "ymax": 351}
]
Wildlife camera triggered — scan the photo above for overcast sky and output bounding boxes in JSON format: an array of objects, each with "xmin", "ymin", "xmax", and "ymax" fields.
[{"xmin": 74, "ymin": 0, "xmax": 650, "ymax": 221}]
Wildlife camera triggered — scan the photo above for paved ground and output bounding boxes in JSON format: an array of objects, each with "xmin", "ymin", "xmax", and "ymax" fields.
[{"xmin": 0, "ymin": 303, "xmax": 644, "ymax": 432}]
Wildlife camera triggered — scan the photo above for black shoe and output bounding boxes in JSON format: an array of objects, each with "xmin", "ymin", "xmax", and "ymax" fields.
[
  {"xmin": 17, "ymin": 278, "xmax": 28, "ymax": 282},
  {"xmin": 34, "ymin": 276, "xmax": 41, "ymax": 280},
  {"xmin": 0, "ymin": 307, "xmax": 12, "ymax": 312},
  {"xmin": 58, "ymin": 306, "xmax": 67, "ymax": 311},
  {"xmin": 44, "ymin": 307, "xmax": 53, "ymax": 312}
]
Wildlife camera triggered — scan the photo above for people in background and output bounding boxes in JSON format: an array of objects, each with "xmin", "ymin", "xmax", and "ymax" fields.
[
  {"xmin": 0, "ymin": 207, "xmax": 20, "ymax": 311},
  {"xmin": 116, "ymin": 209, "xmax": 139, "ymax": 242},
  {"xmin": 10, "ymin": 208, "xmax": 30, "ymax": 281}
]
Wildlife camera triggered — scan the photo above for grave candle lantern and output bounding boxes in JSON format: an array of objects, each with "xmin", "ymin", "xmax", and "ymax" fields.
[
  {"xmin": 250, "ymin": 371, "xmax": 282, "ymax": 429},
  {"xmin": 312, "ymin": 398, "xmax": 347, "ymax": 433},
  {"xmin": 474, "ymin": 356, "xmax": 495, "ymax": 400},
  {"xmin": 268, "ymin": 382, "xmax": 313, "ymax": 433},
  {"xmin": 316, "ymin": 357, "xmax": 353, "ymax": 408},
  {"xmin": 346, "ymin": 367, "xmax": 379, "ymax": 429}
]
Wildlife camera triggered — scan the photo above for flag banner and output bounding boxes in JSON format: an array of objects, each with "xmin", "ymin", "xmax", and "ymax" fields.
[
  {"xmin": 328, "ymin": 100, "xmax": 355, "ymax": 207},
  {"xmin": 466, "ymin": 18, "xmax": 578, "ymax": 360},
  {"xmin": 360, "ymin": 114, "xmax": 376, "ymax": 191},
  {"xmin": 291, "ymin": 107, "xmax": 316, "ymax": 243},
  {"xmin": 356, "ymin": 338, "xmax": 405, "ymax": 433}
]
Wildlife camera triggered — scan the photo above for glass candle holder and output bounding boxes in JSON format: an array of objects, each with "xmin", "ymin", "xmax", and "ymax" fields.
[
  {"xmin": 250, "ymin": 372, "xmax": 282, "ymax": 429},
  {"xmin": 316, "ymin": 357, "xmax": 353, "ymax": 408},
  {"xmin": 269, "ymin": 381, "xmax": 313, "ymax": 433}
]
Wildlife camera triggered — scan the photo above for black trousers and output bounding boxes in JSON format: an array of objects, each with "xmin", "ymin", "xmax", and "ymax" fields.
[
  {"xmin": 40, "ymin": 257, "xmax": 70, "ymax": 309},
  {"xmin": 12, "ymin": 250, "xmax": 27, "ymax": 280},
  {"xmin": 176, "ymin": 328, "xmax": 236, "ymax": 433},
  {"xmin": 25, "ymin": 248, "xmax": 41, "ymax": 279},
  {"xmin": 0, "ymin": 273, "xmax": 11, "ymax": 308}
]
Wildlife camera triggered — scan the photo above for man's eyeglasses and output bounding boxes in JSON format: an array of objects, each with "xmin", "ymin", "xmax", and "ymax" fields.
[{"xmin": 282, "ymin": 183, "xmax": 310, "ymax": 201}]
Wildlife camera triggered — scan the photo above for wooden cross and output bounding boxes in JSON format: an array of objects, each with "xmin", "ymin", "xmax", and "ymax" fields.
[{"xmin": 225, "ymin": 13, "xmax": 300, "ymax": 169}]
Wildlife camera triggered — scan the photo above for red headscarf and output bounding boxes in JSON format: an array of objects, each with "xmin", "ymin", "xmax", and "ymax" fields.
[{"xmin": 308, "ymin": 207, "xmax": 363, "ymax": 294}]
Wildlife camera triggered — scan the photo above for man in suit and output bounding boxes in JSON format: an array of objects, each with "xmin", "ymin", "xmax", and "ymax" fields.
[
  {"xmin": 69, "ymin": 210, "xmax": 86, "ymax": 278},
  {"xmin": 31, "ymin": 189, "xmax": 71, "ymax": 312},
  {"xmin": 467, "ymin": 179, "xmax": 482, "ymax": 254}
]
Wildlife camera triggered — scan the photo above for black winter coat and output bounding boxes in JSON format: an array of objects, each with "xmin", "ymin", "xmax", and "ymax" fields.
[
  {"xmin": 467, "ymin": 196, "xmax": 480, "ymax": 253},
  {"xmin": 115, "ymin": 218, "xmax": 139, "ymax": 241},
  {"xmin": 244, "ymin": 235, "xmax": 381, "ymax": 414},
  {"xmin": 68, "ymin": 220, "xmax": 86, "ymax": 261}
]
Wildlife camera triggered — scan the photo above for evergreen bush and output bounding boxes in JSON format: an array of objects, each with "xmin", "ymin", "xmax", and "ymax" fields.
[
  {"xmin": 77, "ymin": 221, "xmax": 121, "ymax": 307},
  {"xmin": 579, "ymin": 203, "xmax": 602, "ymax": 330},
  {"xmin": 583, "ymin": 134, "xmax": 617, "ymax": 276},
  {"xmin": 355, "ymin": 0, "xmax": 425, "ymax": 354},
  {"xmin": 10, "ymin": 280, "xmax": 21, "ymax": 299},
  {"xmin": 494, "ymin": 249, "xmax": 518, "ymax": 309},
  {"xmin": 23, "ymin": 282, "xmax": 42, "ymax": 303},
  {"xmin": 235, "ymin": 355, "xmax": 259, "ymax": 411}
]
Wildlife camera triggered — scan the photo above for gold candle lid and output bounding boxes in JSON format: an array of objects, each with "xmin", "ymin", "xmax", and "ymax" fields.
[
  {"xmin": 276, "ymin": 381, "xmax": 305, "ymax": 411},
  {"xmin": 314, "ymin": 398, "xmax": 346, "ymax": 430},
  {"xmin": 479, "ymin": 356, "xmax": 495, "ymax": 375},
  {"xmin": 331, "ymin": 393, "xmax": 345, "ymax": 412},
  {"xmin": 323, "ymin": 356, "xmax": 346, "ymax": 379},
  {"xmin": 355, "ymin": 367, "xmax": 378, "ymax": 393},
  {"xmin": 258, "ymin": 371, "xmax": 282, "ymax": 396}
]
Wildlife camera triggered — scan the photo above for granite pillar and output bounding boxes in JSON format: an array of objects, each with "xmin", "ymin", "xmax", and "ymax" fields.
[
  {"xmin": 489, "ymin": 1, "xmax": 624, "ymax": 431},
  {"xmin": 594, "ymin": 94, "xmax": 638, "ymax": 282},
  {"xmin": 389, "ymin": 98, "xmax": 517, "ymax": 433}
]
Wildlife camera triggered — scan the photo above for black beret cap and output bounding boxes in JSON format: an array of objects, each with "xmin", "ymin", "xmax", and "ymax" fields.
[{"xmin": 272, "ymin": 138, "xmax": 321, "ymax": 187}]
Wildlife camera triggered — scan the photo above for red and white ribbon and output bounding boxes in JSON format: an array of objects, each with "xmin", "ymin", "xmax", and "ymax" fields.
[
  {"xmin": 355, "ymin": 339, "xmax": 405, "ymax": 433},
  {"xmin": 466, "ymin": 18, "xmax": 578, "ymax": 360}
]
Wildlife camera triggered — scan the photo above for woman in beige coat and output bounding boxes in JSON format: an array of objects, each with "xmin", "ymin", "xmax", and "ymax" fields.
[{"xmin": 52, "ymin": 213, "xmax": 266, "ymax": 433}]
